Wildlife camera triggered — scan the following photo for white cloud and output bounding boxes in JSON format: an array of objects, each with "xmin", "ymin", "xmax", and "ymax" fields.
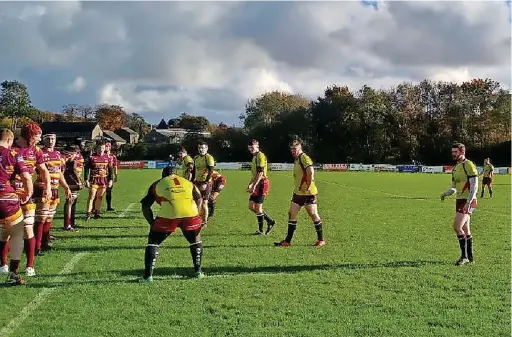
[
  {"xmin": 67, "ymin": 76, "xmax": 87, "ymax": 93},
  {"xmin": 0, "ymin": 1, "xmax": 508, "ymax": 123}
]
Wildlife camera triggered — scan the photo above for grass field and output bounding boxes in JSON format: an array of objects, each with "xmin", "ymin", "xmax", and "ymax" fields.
[{"xmin": 0, "ymin": 170, "xmax": 510, "ymax": 337}]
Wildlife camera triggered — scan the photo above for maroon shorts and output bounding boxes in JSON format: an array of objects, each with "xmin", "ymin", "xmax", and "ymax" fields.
[
  {"xmin": 482, "ymin": 177, "xmax": 492, "ymax": 185},
  {"xmin": 251, "ymin": 178, "xmax": 269, "ymax": 197},
  {"xmin": 33, "ymin": 188, "xmax": 60, "ymax": 208},
  {"xmin": 212, "ymin": 177, "xmax": 227, "ymax": 193},
  {"xmin": 90, "ymin": 177, "xmax": 108, "ymax": 188},
  {"xmin": 455, "ymin": 199, "xmax": 477, "ymax": 215},
  {"xmin": 0, "ymin": 198, "xmax": 23, "ymax": 227},
  {"xmin": 291, "ymin": 193, "xmax": 318, "ymax": 207},
  {"xmin": 194, "ymin": 181, "xmax": 212, "ymax": 200},
  {"xmin": 152, "ymin": 216, "xmax": 203, "ymax": 233}
]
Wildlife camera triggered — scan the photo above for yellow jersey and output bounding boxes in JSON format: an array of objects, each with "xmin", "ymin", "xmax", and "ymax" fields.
[
  {"xmin": 177, "ymin": 155, "xmax": 194, "ymax": 179},
  {"xmin": 483, "ymin": 164, "xmax": 494, "ymax": 178},
  {"xmin": 293, "ymin": 153, "xmax": 318, "ymax": 196},
  {"xmin": 194, "ymin": 154, "xmax": 215, "ymax": 182},
  {"xmin": 251, "ymin": 152, "xmax": 268, "ymax": 179},
  {"xmin": 452, "ymin": 159, "xmax": 478, "ymax": 200},
  {"xmin": 154, "ymin": 175, "xmax": 200, "ymax": 219}
]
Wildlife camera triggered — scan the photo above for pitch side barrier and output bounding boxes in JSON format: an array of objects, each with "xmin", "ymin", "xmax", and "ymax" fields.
[{"xmin": 118, "ymin": 161, "xmax": 512, "ymax": 175}]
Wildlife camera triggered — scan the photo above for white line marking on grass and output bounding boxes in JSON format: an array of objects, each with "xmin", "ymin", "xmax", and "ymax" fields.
[
  {"xmin": 0, "ymin": 253, "xmax": 88, "ymax": 337},
  {"xmin": 118, "ymin": 203, "xmax": 137, "ymax": 218}
]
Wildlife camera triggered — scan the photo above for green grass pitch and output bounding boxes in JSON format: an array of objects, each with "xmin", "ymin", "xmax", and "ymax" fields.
[{"xmin": 0, "ymin": 170, "xmax": 510, "ymax": 337}]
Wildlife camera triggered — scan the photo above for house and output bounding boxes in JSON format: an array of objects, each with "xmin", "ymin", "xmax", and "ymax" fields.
[
  {"xmin": 145, "ymin": 127, "xmax": 211, "ymax": 145},
  {"xmin": 115, "ymin": 127, "xmax": 139, "ymax": 144},
  {"xmin": 102, "ymin": 130, "xmax": 127, "ymax": 147},
  {"xmin": 40, "ymin": 122, "xmax": 102, "ymax": 143}
]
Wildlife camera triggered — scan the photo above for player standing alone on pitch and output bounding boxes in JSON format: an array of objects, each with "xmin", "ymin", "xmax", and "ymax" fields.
[
  {"xmin": 105, "ymin": 142, "xmax": 119, "ymax": 212},
  {"xmin": 33, "ymin": 133, "xmax": 72, "ymax": 254},
  {"xmin": 246, "ymin": 139, "xmax": 275, "ymax": 235},
  {"xmin": 193, "ymin": 141, "xmax": 215, "ymax": 227},
  {"xmin": 480, "ymin": 158, "xmax": 494, "ymax": 199},
  {"xmin": 84, "ymin": 140, "xmax": 113, "ymax": 221},
  {"xmin": 62, "ymin": 145, "xmax": 84, "ymax": 231},
  {"xmin": 440, "ymin": 143, "xmax": 478, "ymax": 266},
  {"xmin": 0, "ymin": 129, "xmax": 33, "ymax": 285},
  {"xmin": 275, "ymin": 139, "xmax": 325, "ymax": 247},
  {"xmin": 139, "ymin": 163, "xmax": 205, "ymax": 282}
]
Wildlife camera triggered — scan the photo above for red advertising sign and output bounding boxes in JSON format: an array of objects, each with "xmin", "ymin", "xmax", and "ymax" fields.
[
  {"xmin": 119, "ymin": 161, "xmax": 145, "ymax": 169},
  {"xmin": 323, "ymin": 164, "xmax": 348, "ymax": 172},
  {"xmin": 443, "ymin": 166, "xmax": 453, "ymax": 173}
]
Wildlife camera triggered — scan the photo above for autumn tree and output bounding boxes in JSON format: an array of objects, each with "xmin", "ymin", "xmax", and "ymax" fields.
[{"xmin": 95, "ymin": 104, "xmax": 127, "ymax": 131}]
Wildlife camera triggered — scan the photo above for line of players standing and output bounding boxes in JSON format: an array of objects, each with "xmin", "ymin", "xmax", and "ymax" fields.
[{"xmin": 0, "ymin": 122, "xmax": 119, "ymax": 286}]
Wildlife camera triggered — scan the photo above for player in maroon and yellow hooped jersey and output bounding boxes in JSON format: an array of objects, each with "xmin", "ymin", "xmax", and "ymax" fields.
[
  {"xmin": 62, "ymin": 145, "xmax": 84, "ymax": 231},
  {"xmin": 33, "ymin": 133, "xmax": 72, "ymax": 255},
  {"xmin": 0, "ymin": 129, "xmax": 33, "ymax": 285},
  {"xmin": 105, "ymin": 141, "xmax": 119, "ymax": 212},
  {"xmin": 1, "ymin": 122, "xmax": 50, "ymax": 277},
  {"xmin": 84, "ymin": 139, "xmax": 113, "ymax": 221}
]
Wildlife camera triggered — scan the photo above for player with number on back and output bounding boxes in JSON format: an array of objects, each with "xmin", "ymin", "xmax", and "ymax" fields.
[
  {"xmin": 193, "ymin": 141, "xmax": 215, "ymax": 227},
  {"xmin": 246, "ymin": 139, "xmax": 275, "ymax": 235},
  {"xmin": 275, "ymin": 139, "xmax": 325, "ymax": 247},
  {"xmin": 440, "ymin": 142, "xmax": 478, "ymax": 266},
  {"xmin": 139, "ymin": 163, "xmax": 205, "ymax": 282}
]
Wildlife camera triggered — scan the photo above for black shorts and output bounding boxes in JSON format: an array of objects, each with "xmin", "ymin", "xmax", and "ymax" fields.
[
  {"xmin": 249, "ymin": 195, "xmax": 265, "ymax": 204},
  {"xmin": 291, "ymin": 193, "xmax": 317, "ymax": 207},
  {"xmin": 482, "ymin": 177, "xmax": 492, "ymax": 185}
]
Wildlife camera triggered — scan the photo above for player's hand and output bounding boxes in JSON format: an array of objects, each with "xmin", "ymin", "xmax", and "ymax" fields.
[
  {"xmin": 44, "ymin": 187, "xmax": 52, "ymax": 200},
  {"xmin": 85, "ymin": 181, "xmax": 90, "ymax": 189},
  {"xmin": 65, "ymin": 188, "xmax": 72, "ymax": 200},
  {"xmin": 246, "ymin": 183, "xmax": 254, "ymax": 193},
  {"xmin": 19, "ymin": 194, "xmax": 30, "ymax": 205},
  {"xmin": 108, "ymin": 180, "xmax": 113, "ymax": 188},
  {"xmin": 462, "ymin": 203, "xmax": 470, "ymax": 214}
]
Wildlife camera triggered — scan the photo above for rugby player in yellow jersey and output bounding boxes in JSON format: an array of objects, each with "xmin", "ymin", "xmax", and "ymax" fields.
[
  {"xmin": 246, "ymin": 139, "xmax": 275, "ymax": 235},
  {"xmin": 480, "ymin": 158, "xmax": 494, "ymax": 199},
  {"xmin": 193, "ymin": 141, "xmax": 215, "ymax": 226},
  {"xmin": 275, "ymin": 139, "xmax": 325, "ymax": 247},
  {"xmin": 440, "ymin": 143, "xmax": 478, "ymax": 266},
  {"xmin": 139, "ymin": 163, "xmax": 205, "ymax": 282},
  {"xmin": 176, "ymin": 147, "xmax": 194, "ymax": 180}
]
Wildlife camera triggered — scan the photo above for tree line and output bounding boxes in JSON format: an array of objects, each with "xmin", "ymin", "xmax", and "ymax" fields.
[{"xmin": 1, "ymin": 78, "xmax": 510, "ymax": 166}]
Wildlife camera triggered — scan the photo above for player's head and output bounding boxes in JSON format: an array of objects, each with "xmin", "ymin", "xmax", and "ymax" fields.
[
  {"xmin": 0, "ymin": 128, "xmax": 15, "ymax": 148},
  {"xmin": 198, "ymin": 141, "xmax": 208, "ymax": 155},
  {"xmin": 96, "ymin": 139, "xmax": 107, "ymax": 153},
  {"xmin": 289, "ymin": 139, "xmax": 303, "ymax": 158},
  {"xmin": 451, "ymin": 142, "xmax": 465, "ymax": 161},
  {"xmin": 105, "ymin": 141, "xmax": 112, "ymax": 153},
  {"xmin": 162, "ymin": 161, "xmax": 178, "ymax": 178},
  {"xmin": 247, "ymin": 139, "xmax": 260, "ymax": 155},
  {"xmin": 177, "ymin": 147, "xmax": 187, "ymax": 159},
  {"xmin": 20, "ymin": 122, "xmax": 42, "ymax": 146},
  {"xmin": 42, "ymin": 133, "xmax": 57, "ymax": 148},
  {"xmin": 484, "ymin": 158, "xmax": 490, "ymax": 165}
]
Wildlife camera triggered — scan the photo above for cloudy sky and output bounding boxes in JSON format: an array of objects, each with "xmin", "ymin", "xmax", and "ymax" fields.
[{"xmin": 0, "ymin": 1, "xmax": 510, "ymax": 125}]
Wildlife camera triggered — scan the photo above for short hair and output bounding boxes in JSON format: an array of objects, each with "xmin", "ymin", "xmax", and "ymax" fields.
[
  {"xmin": 179, "ymin": 147, "xmax": 187, "ymax": 153},
  {"xmin": 197, "ymin": 140, "xmax": 208, "ymax": 146},
  {"xmin": 162, "ymin": 162, "xmax": 177, "ymax": 178},
  {"xmin": 248, "ymin": 139, "xmax": 259, "ymax": 146},
  {"xmin": 289, "ymin": 139, "xmax": 302, "ymax": 147},
  {"xmin": 452, "ymin": 142, "xmax": 466, "ymax": 155},
  {"xmin": 0, "ymin": 129, "xmax": 14, "ymax": 141},
  {"xmin": 96, "ymin": 139, "xmax": 107, "ymax": 146}
]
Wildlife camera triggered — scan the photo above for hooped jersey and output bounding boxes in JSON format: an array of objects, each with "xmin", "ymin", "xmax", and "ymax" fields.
[
  {"xmin": 154, "ymin": 175, "xmax": 200, "ymax": 219},
  {"xmin": 194, "ymin": 154, "xmax": 215, "ymax": 182},
  {"xmin": 36, "ymin": 148, "xmax": 63, "ymax": 190},
  {"xmin": 11, "ymin": 145, "xmax": 44, "ymax": 194},
  {"xmin": 0, "ymin": 146, "xmax": 28, "ymax": 199},
  {"xmin": 452, "ymin": 159, "xmax": 478, "ymax": 200},
  {"xmin": 86, "ymin": 153, "xmax": 111, "ymax": 179},
  {"xmin": 251, "ymin": 152, "xmax": 268, "ymax": 179},
  {"xmin": 293, "ymin": 153, "xmax": 318, "ymax": 196}
]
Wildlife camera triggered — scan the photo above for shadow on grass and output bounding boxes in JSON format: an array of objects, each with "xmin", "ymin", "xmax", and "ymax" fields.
[
  {"xmin": 73, "ymin": 225, "xmax": 148, "ymax": 230},
  {"xmin": 387, "ymin": 196, "xmax": 428, "ymax": 200},
  {"xmin": 21, "ymin": 260, "xmax": 450, "ymax": 287},
  {"xmin": 55, "ymin": 234, "xmax": 147, "ymax": 240}
]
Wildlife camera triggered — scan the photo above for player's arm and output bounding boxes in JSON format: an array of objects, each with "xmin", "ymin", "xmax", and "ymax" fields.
[
  {"xmin": 301, "ymin": 155, "xmax": 314, "ymax": 190},
  {"xmin": 84, "ymin": 157, "xmax": 92, "ymax": 182},
  {"xmin": 204, "ymin": 155, "xmax": 214, "ymax": 182},
  {"xmin": 36, "ymin": 163, "xmax": 51, "ymax": 194},
  {"xmin": 489, "ymin": 166, "xmax": 494, "ymax": 180},
  {"xmin": 140, "ymin": 182, "xmax": 157, "ymax": 226},
  {"xmin": 466, "ymin": 163, "xmax": 479, "ymax": 203},
  {"xmin": 440, "ymin": 179, "xmax": 456, "ymax": 200},
  {"xmin": 14, "ymin": 155, "xmax": 33, "ymax": 200},
  {"xmin": 107, "ymin": 160, "xmax": 114, "ymax": 186},
  {"xmin": 113, "ymin": 156, "xmax": 119, "ymax": 177},
  {"xmin": 185, "ymin": 158, "xmax": 194, "ymax": 181},
  {"xmin": 192, "ymin": 186, "xmax": 204, "ymax": 219}
]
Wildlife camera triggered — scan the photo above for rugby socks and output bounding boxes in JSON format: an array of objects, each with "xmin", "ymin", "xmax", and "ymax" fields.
[
  {"xmin": 64, "ymin": 199, "xmax": 71, "ymax": 226},
  {"xmin": 457, "ymin": 235, "xmax": 467, "ymax": 259},
  {"xmin": 41, "ymin": 221, "xmax": 52, "ymax": 249},
  {"xmin": 256, "ymin": 213, "xmax": 264, "ymax": 233},
  {"xmin": 466, "ymin": 235, "xmax": 473, "ymax": 261},
  {"xmin": 24, "ymin": 238, "xmax": 35, "ymax": 268},
  {"xmin": 143, "ymin": 244, "xmax": 159, "ymax": 279},
  {"xmin": 489, "ymin": 188, "xmax": 493, "ymax": 198},
  {"xmin": 106, "ymin": 188, "xmax": 112, "ymax": 209},
  {"xmin": 0, "ymin": 241, "xmax": 8, "ymax": 266},
  {"xmin": 189, "ymin": 241, "xmax": 203, "ymax": 273},
  {"xmin": 314, "ymin": 220, "xmax": 324, "ymax": 241},
  {"xmin": 34, "ymin": 221, "xmax": 44, "ymax": 250},
  {"xmin": 208, "ymin": 201, "xmax": 215, "ymax": 218},
  {"xmin": 263, "ymin": 212, "xmax": 274, "ymax": 224},
  {"xmin": 9, "ymin": 260, "xmax": 20, "ymax": 274},
  {"xmin": 71, "ymin": 198, "xmax": 78, "ymax": 226},
  {"xmin": 285, "ymin": 220, "xmax": 297, "ymax": 243}
]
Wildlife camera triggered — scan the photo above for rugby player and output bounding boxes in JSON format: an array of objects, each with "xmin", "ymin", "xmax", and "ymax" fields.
[
  {"xmin": 275, "ymin": 139, "xmax": 325, "ymax": 247},
  {"xmin": 139, "ymin": 163, "xmax": 205, "ymax": 282},
  {"xmin": 480, "ymin": 158, "xmax": 494, "ymax": 199},
  {"xmin": 33, "ymin": 133, "xmax": 72, "ymax": 254},
  {"xmin": 105, "ymin": 142, "xmax": 119, "ymax": 212},
  {"xmin": 1, "ymin": 122, "xmax": 50, "ymax": 277},
  {"xmin": 84, "ymin": 140, "xmax": 113, "ymax": 221},
  {"xmin": 193, "ymin": 141, "xmax": 214, "ymax": 226},
  {"xmin": 246, "ymin": 139, "xmax": 275, "ymax": 235},
  {"xmin": 0, "ymin": 129, "xmax": 33, "ymax": 285},
  {"xmin": 176, "ymin": 147, "xmax": 194, "ymax": 180},
  {"xmin": 208, "ymin": 170, "xmax": 226, "ymax": 218},
  {"xmin": 62, "ymin": 145, "xmax": 84, "ymax": 231},
  {"xmin": 440, "ymin": 143, "xmax": 478, "ymax": 266}
]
